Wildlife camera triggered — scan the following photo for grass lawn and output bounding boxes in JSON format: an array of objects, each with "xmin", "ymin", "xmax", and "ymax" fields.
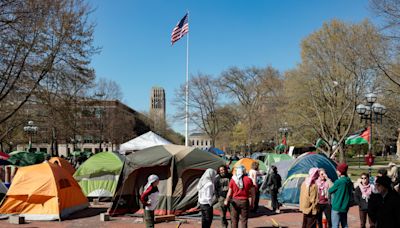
[
  {"xmin": 347, "ymin": 156, "xmax": 400, "ymax": 166},
  {"xmin": 348, "ymin": 168, "xmax": 378, "ymax": 181}
]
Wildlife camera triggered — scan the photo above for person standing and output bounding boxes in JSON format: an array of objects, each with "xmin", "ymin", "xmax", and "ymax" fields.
[
  {"xmin": 316, "ymin": 168, "xmax": 333, "ymax": 228},
  {"xmin": 249, "ymin": 161, "xmax": 261, "ymax": 213},
  {"xmin": 329, "ymin": 163, "xmax": 353, "ymax": 228},
  {"xmin": 198, "ymin": 168, "xmax": 217, "ymax": 228},
  {"xmin": 224, "ymin": 165, "xmax": 255, "ymax": 228},
  {"xmin": 374, "ymin": 176, "xmax": 400, "ymax": 228},
  {"xmin": 354, "ymin": 173, "xmax": 375, "ymax": 228},
  {"xmin": 267, "ymin": 165, "xmax": 282, "ymax": 213},
  {"xmin": 299, "ymin": 168, "xmax": 320, "ymax": 228},
  {"xmin": 140, "ymin": 174, "xmax": 160, "ymax": 228},
  {"xmin": 215, "ymin": 165, "xmax": 232, "ymax": 228}
]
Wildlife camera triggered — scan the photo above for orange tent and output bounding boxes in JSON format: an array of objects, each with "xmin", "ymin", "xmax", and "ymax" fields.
[
  {"xmin": 0, "ymin": 163, "xmax": 88, "ymax": 220},
  {"xmin": 232, "ymin": 158, "xmax": 257, "ymax": 174},
  {"xmin": 49, "ymin": 157, "xmax": 75, "ymax": 175}
]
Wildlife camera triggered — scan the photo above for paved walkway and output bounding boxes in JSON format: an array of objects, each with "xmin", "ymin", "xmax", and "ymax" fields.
[{"xmin": 0, "ymin": 200, "xmax": 366, "ymax": 228}]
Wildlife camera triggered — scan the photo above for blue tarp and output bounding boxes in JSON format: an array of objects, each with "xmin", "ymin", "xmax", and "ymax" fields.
[{"xmin": 209, "ymin": 147, "xmax": 225, "ymax": 156}]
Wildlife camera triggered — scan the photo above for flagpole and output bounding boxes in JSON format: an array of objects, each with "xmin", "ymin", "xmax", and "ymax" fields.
[{"xmin": 185, "ymin": 12, "xmax": 189, "ymax": 147}]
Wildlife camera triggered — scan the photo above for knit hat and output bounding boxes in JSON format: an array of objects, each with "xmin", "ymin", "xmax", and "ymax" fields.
[
  {"xmin": 375, "ymin": 176, "xmax": 391, "ymax": 189},
  {"xmin": 336, "ymin": 163, "xmax": 348, "ymax": 175}
]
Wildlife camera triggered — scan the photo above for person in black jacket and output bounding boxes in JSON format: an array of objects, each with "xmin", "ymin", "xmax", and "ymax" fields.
[
  {"xmin": 354, "ymin": 173, "xmax": 375, "ymax": 228},
  {"xmin": 267, "ymin": 165, "xmax": 282, "ymax": 213},
  {"xmin": 374, "ymin": 176, "xmax": 400, "ymax": 228},
  {"xmin": 215, "ymin": 165, "xmax": 232, "ymax": 228}
]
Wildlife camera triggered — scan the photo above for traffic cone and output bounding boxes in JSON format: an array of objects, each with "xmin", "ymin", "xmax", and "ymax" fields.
[{"xmin": 322, "ymin": 213, "xmax": 327, "ymax": 228}]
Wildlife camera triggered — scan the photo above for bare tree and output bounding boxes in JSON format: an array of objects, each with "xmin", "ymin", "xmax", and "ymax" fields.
[
  {"xmin": 284, "ymin": 20, "xmax": 383, "ymax": 161},
  {"xmin": 0, "ymin": 0, "xmax": 98, "ymax": 126},
  {"xmin": 174, "ymin": 73, "xmax": 221, "ymax": 147}
]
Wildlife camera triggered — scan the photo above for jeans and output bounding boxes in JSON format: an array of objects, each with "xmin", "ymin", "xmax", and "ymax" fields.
[
  {"xmin": 230, "ymin": 199, "xmax": 249, "ymax": 228},
  {"xmin": 218, "ymin": 197, "xmax": 229, "ymax": 227},
  {"xmin": 200, "ymin": 204, "xmax": 213, "ymax": 228},
  {"xmin": 270, "ymin": 190, "xmax": 279, "ymax": 211},
  {"xmin": 144, "ymin": 210, "xmax": 155, "ymax": 228},
  {"xmin": 317, "ymin": 203, "xmax": 332, "ymax": 228},
  {"xmin": 331, "ymin": 210, "xmax": 348, "ymax": 228},
  {"xmin": 302, "ymin": 213, "xmax": 317, "ymax": 228}
]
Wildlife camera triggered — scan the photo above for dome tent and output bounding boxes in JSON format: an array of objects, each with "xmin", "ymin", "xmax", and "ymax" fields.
[
  {"xmin": 109, "ymin": 145, "xmax": 225, "ymax": 216},
  {"xmin": 73, "ymin": 152, "xmax": 123, "ymax": 197}
]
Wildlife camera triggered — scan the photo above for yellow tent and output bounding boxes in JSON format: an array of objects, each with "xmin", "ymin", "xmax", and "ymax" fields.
[
  {"xmin": 0, "ymin": 162, "xmax": 88, "ymax": 220},
  {"xmin": 49, "ymin": 157, "xmax": 75, "ymax": 175}
]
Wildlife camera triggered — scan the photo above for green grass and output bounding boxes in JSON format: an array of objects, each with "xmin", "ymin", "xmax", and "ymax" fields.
[
  {"xmin": 346, "ymin": 156, "xmax": 400, "ymax": 167},
  {"xmin": 348, "ymin": 168, "xmax": 378, "ymax": 181}
]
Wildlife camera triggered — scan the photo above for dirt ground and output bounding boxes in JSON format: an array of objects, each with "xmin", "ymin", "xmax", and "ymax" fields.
[{"xmin": 0, "ymin": 200, "xmax": 364, "ymax": 228}]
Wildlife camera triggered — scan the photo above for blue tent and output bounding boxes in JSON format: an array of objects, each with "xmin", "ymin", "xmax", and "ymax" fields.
[
  {"xmin": 279, "ymin": 153, "xmax": 337, "ymax": 205},
  {"xmin": 209, "ymin": 147, "xmax": 225, "ymax": 156},
  {"xmin": 250, "ymin": 152, "xmax": 266, "ymax": 161}
]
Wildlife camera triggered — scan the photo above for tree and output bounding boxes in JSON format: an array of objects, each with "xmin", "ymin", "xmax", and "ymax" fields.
[
  {"xmin": 219, "ymin": 66, "xmax": 283, "ymax": 145},
  {"xmin": 174, "ymin": 73, "xmax": 221, "ymax": 147},
  {"xmin": 0, "ymin": 0, "xmax": 97, "ymax": 126},
  {"xmin": 284, "ymin": 20, "xmax": 383, "ymax": 161}
]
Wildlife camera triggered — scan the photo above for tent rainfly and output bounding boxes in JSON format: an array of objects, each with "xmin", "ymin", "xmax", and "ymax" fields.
[{"xmin": 119, "ymin": 131, "xmax": 172, "ymax": 154}]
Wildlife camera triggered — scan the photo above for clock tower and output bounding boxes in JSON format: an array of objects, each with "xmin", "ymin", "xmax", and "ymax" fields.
[{"xmin": 150, "ymin": 87, "xmax": 166, "ymax": 132}]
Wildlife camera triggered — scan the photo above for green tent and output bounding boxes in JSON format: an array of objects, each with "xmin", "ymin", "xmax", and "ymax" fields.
[
  {"xmin": 264, "ymin": 153, "xmax": 293, "ymax": 170},
  {"xmin": 109, "ymin": 145, "xmax": 225, "ymax": 216},
  {"xmin": 73, "ymin": 152, "xmax": 123, "ymax": 197},
  {"xmin": 8, "ymin": 151, "xmax": 46, "ymax": 166}
]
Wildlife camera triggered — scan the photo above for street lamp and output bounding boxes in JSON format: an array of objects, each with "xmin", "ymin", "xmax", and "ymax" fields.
[
  {"xmin": 356, "ymin": 93, "xmax": 387, "ymax": 171},
  {"xmin": 23, "ymin": 121, "xmax": 38, "ymax": 152}
]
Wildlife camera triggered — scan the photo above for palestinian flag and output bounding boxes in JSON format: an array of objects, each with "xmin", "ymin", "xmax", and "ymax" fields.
[{"xmin": 345, "ymin": 127, "xmax": 370, "ymax": 145}]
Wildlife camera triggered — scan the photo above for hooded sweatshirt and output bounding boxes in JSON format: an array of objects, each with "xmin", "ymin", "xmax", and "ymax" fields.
[{"xmin": 329, "ymin": 175, "xmax": 353, "ymax": 212}]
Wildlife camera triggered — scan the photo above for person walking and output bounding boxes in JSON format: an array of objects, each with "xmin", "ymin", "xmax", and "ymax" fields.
[
  {"xmin": 374, "ymin": 176, "xmax": 400, "ymax": 228},
  {"xmin": 354, "ymin": 173, "xmax": 375, "ymax": 228},
  {"xmin": 267, "ymin": 165, "xmax": 282, "ymax": 213},
  {"xmin": 198, "ymin": 168, "xmax": 217, "ymax": 228},
  {"xmin": 329, "ymin": 163, "xmax": 353, "ymax": 228},
  {"xmin": 299, "ymin": 168, "xmax": 320, "ymax": 228},
  {"xmin": 316, "ymin": 168, "xmax": 333, "ymax": 228},
  {"xmin": 224, "ymin": 165, "xmax": 255, "ymax": 228},
  {"xmin": 249, "ymin": 161, "xmax": 261, "ymax": 213},
  {"xmin": 215, "ymin": 165, "xmax": 232, "ymax": 228},
  {"xmin": 140, "ymin": 174, "xmax": 160, "ymax": 228}
]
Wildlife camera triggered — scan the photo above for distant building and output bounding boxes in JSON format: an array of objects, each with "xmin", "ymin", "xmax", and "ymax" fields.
[
  {"xmin": 150, "ymin": 87, "xmax": 166, "ymax": 133},
  {"xmin": 189, "ymin": 133, "xmax": 212, "ymax": 151},
  {"xmin": 16, "ymin": 99, "xmax": 152, "ymax": 156}
]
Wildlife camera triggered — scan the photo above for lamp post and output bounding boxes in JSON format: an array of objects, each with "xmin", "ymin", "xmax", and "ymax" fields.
[
  {"xmin": 23, "ymin": 121, "xmax": 38, "ymax": 152},
  {"xmin": 356, "ymin": 93, "xmax": 387, "ymax": 174},
  {"xmin": 95, "ymin": 93, "xmax": 105, "ymax": 153},
  {"xmin": 278, "ymin": 122, "xmax": 291, "ymax": 153}
]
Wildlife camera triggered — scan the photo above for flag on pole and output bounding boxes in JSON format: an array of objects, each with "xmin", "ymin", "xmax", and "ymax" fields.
[
  {"xmin": 345, "ymin": 127, "xmax": 370, "ymax": 145},
  {"xmin": 171, "ymin": 13, "xmax": 189, "ymax": 45}
]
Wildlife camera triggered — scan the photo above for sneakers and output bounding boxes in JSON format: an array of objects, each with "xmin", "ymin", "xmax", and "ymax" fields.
[{"xmin": 275, "ymin": 209, "xmax": 280, "ymax": 214}]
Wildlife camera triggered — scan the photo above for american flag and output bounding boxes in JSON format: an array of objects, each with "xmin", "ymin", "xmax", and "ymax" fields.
[{"xmin": 171, "ymin": 13, "xmax": 189, "ymax": 45}]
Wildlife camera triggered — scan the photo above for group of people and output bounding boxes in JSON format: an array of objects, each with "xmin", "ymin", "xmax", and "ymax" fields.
[
  {"xmin": 139, "ymin": 161, "xmax": 282, "ymax": 228},
  {"xmin": 299, "ymin": 163, "xmax": 400, "ymax": 228}
]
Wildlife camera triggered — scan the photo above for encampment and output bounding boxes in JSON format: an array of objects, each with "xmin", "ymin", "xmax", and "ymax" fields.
[
  {"xmin": 119, "ymin": 131, "xmax": 172, "ymax": 154},
  {"xmin": 0, "ymin": 162, "xmax": 88, "ymax": 220},
  {"xmin": 73, "ymin": 151, "xmax": 123, "ymax": 197},
  {"xmin": 108, "ymin": 145, "xmax": 225, "ymax": 216},
  {"xmin": 7, "ymin": 151, "xmax": 46, "ymax": 166},
  {"xmin": 264, "ymin": 153, "xmax": 293, "ymax": 170}
]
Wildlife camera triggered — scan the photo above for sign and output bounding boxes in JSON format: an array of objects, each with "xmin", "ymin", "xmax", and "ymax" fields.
[
  {"xmin": 288, "ymin": 146, "xmax": 295, "ymax": 157},
  {"xmin": 365, "ymin": 153, "xmax": 374, "ymax": 167}
]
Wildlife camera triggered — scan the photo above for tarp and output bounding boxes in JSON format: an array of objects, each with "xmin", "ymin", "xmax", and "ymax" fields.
[
  {"xmin": 0, "ymin": 163, "xmax": 88, "ymax": 220},
  {"xmin": 209, "ymin": 147, "xmax": 225, "ymax": 156},
  {"xmin": 119, "ymin": 131, "xmax": 172, "ymax": 154},
  {"xmin": 279, "ymin": 153, "xmax": 337, "ymax": 205},
  {"xmin": 49, "ymin": 157, "xmax": 75, "ymax": 175},
  {"xmin": 8, "ymin": 152, "xmax": 46, "ymax": 166},
  {"xmin": 108, "ymin": 145, "xmax": 225, "ymax": 216},
  {"xmin": 73, "ymin": 152, "xmax": 123, "ymax": 198}
]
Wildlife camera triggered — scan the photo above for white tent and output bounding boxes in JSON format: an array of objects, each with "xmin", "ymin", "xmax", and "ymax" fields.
[{"xmin": 119, "ymin": 131, "xmax": 172, "ymax": 154}]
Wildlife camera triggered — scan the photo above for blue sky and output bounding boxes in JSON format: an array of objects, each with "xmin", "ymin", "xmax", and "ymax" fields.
[{"xmin": 88, "ymin": 0, "xmax": 374, "ymax": 134}]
